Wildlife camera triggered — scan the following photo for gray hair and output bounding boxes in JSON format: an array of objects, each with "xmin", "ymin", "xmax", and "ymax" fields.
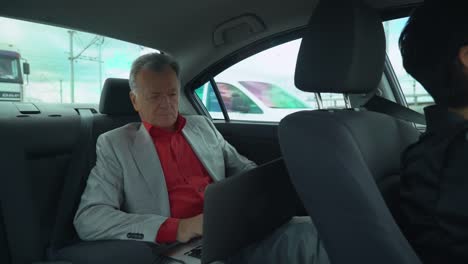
[{"xmin": 129, "ymin": 52, "xmax": 180, "ymax": 92}]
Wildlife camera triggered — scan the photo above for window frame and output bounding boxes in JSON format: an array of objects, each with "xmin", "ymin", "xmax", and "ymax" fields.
[
  {"xmin": 185, "ymin": 28, "xmax": 305, "ymax": 123},
  {"xmin": 187, "ymin": 8, "xmax": 421, "ymax": 123}
]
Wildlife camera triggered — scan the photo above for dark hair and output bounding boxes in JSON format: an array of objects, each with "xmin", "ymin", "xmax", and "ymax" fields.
[
  {"xmin": 129, "ymin": 52, "xmax": 180, "ymax": 92},
  {"xmin": 399, "ymin": 0, "xmax": 468, "ymax": 107}
]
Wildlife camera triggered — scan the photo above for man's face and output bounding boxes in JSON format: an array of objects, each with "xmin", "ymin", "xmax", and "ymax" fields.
[
  {"xmin": 130, "ymin": 67, "xmax": 180, "ymax": 130},
  {"xmin": 460, "ymin": 45, "xmax": 468, "ymax": 77}
]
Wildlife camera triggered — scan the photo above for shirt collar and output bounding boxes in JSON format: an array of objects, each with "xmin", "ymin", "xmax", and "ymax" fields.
[
  {"xmin": 143, "ymin": 114, "xmax": 186, "ymax": 138},
  {"xmin": 424, "ymin": 105, "xmax": 468, "ymax": 135}
]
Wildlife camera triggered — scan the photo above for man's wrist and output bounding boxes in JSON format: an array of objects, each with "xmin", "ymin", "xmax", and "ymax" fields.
[{"xmin": 156, "ymin": 218, "xmax": 180, "ymax": 244}]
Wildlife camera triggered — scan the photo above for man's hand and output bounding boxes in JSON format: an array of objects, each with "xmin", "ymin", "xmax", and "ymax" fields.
[{"xmin": 176, "ymin": 214, "xmax": 203, "ymax": 243}]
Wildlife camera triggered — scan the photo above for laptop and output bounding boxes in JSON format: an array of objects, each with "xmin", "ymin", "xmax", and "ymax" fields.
[{"xmin": 161, "ymin": 158, "xmax": 303, "ymax": 264}]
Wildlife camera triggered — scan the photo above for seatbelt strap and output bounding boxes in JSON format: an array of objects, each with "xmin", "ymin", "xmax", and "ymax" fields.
[
  {"xmin": 49, "ymin": 109, "xmax": 94, "ymax": 252},
  {"xmin": 363, "ymin": 95, "xmax": 426, "ymax": 125},
  {"xmin": 0, "ymin": 123, "xmax": 42, "ymax": 263},
  {"xmin": 0, "ymin": 202, "xmax": 11, "ymax": 264}
]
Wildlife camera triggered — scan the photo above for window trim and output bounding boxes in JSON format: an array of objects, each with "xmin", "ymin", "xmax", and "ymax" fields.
[{"xmin": 210, "ymin": 78, "xmax": 230, "ymax": 121}]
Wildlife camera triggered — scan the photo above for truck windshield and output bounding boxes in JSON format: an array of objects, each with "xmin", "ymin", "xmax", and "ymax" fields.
[{"xmin": 0, "ymin": 55, "xmax": 21, "ymax": 83}]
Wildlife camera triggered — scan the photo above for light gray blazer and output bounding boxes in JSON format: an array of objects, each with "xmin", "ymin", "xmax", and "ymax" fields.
[{"xmin": 74, "ymin": 115, "xmax": 256, "ymax": 244}]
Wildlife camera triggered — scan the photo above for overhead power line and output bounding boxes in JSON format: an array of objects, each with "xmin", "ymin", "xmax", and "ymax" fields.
[{"xmin": 68, "ymin": 31, "xmax": 105, "ymax": 103}]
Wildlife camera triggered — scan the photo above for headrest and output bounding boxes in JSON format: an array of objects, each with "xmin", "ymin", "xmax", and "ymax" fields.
[
  {"xmin": 295, "ymin": 0, "xmax": 385, "ymax": 94},
  {"xmin": 99, "ymin": 78, "xmax": 137, "ymax": 115}
]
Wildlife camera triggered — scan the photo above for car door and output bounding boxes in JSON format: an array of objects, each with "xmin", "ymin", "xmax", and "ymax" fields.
[{"xmin": 187, "ymin": 37, "xmax": 345, "ymax": 165}]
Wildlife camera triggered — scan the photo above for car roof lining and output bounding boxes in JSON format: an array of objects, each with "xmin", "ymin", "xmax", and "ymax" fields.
[{"xmin": 0, "ymin": 0, "xmax": 421, "ymax": 81}]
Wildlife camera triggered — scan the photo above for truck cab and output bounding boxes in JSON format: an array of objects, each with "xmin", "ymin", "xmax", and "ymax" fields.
[{"xmin": 0, "ymin": 45, "xmax": 30, "ymax": 101}]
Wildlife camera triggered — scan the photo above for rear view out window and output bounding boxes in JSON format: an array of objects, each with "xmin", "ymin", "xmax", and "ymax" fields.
[{"xmin": 0, "ymin": 16, "xmax": 157, "ymax": 104}]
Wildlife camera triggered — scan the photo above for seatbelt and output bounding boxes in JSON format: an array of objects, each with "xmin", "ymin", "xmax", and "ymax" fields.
[
  {"xmin": 0, "ymin": 202, "xmax": 11, "ymax": 264},
  {"xmin": 0, "ymin": 123, "xmax": 43, "ymax": 263},
  {"xmin": 48, "ymin": 109, "xmax": 94, "ymax": 253},
  {"xmin": 363, "ymin": 95, "xmax": 426, "ymax": 125}
]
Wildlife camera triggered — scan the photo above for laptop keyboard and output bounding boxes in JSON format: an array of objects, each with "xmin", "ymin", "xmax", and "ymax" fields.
[{"xmin": 184, "ymin": 245, "xmax": 203, "ymax": 259}]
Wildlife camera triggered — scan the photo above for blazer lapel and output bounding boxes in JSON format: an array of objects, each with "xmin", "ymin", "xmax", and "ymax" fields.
[
  {"xmin": 130, "ymin": 124, "xmax": 170, "ymax": 212},
  {"xmin": 182, "ymin": 120, "xmax": 222, "ymax": 182}
]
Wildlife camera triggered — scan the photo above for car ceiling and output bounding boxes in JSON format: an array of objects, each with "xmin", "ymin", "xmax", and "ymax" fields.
[{"xmin": 0, "ymin": 0, "xmax": 422, "ymax": 114}]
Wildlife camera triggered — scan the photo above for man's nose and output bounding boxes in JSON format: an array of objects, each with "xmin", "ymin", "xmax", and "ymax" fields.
[{"xmin": 159, "ymin": 95, "xmax": 171, "ymax": 106}]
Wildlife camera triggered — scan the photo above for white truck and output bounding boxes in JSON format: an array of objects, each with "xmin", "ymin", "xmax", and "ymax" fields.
[{"xmin": 0, "ymin": 44, "xmax": 30, "ymax": 101}]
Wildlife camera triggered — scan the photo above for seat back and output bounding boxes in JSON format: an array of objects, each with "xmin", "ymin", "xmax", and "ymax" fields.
[
  {"xmin": 0, "ymin": 106, "xmax": 83, "ymax": 263},
  {"xmin": 279, "ymin": 0, "xmax": 421, "ymax": 263},
  {"xmin": 0, "ymin": 78, "xmax": 139, "ymax": 263},
  {"xmin": 49, "ymin": 78, "xmax": 139, "ymax": 252},
  {"xmin": 280, "ymin": 111, "xmax": 420, "ymax": 263}
]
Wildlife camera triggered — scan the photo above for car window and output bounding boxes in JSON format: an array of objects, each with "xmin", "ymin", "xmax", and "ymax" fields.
[
  {"xmin": 384, "ymin": 18, "xmax": 434, "ymax": 113},
  {"xmin": 239, "ymin": 81, "xmax": 308, "ymax": 109},
  {"xmin": 217, "ymin": 82, "xmax": 264, "ymax": 114},
  {"xmin": 0, "ymin": 16, "xmax": 157, "ymax": 104},
  {"xmin": 194, "ymin": 39, "xmax": 345, "ymax": 122},
  {"xmin": 194, "ymin": 82, "xmax": 220, "ymax": 112}
]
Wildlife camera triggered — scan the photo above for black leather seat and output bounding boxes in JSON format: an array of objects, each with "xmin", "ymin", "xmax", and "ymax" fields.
[
  {"xmin": 48, "ymin": 79, "xmax": 139, "ymax": 250},
  {"xmin": 0, "ymin": 103, "xmax": 84, "ymax": 264},
  {"xmin": 0, "ymin": 78, "xmax": 141, "ymax": 264},
  {"xmin": 49, "ymin": 79, "xmax": 163, "ymax": 264},
  {"xmin": 278, "ymin": 0, "xmax": 421, "ymax": 263}
]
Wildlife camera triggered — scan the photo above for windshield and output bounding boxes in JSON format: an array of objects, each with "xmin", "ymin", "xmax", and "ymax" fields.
[
  {"xmin": 239, "ymin": 81, "xmax": 309, "ymax": 109},
  {"xmin": 0, "ymin": 54, "xmax": 21, "ymax": 83}
]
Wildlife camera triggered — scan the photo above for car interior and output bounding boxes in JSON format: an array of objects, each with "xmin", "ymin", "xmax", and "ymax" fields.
[{"xmin": 0, "ymin": 0, "xmax": 430, "ymax": 263}]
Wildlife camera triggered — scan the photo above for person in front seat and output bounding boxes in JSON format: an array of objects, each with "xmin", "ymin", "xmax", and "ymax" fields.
[
  {"xmin": 74, "ymin": 52, "xmax": 329, "ymax": 263},
  {"xmin": 399, "ymin": 1, "xmax": 468, "ymax": 263}
]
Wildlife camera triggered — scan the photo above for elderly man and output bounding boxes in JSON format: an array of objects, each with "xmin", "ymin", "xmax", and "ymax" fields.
[{"xmin": 74, "ymin": 53, "xmax": 328, "ymax": 263}]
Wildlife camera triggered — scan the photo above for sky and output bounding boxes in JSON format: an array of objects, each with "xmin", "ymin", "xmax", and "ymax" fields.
[
  {"xmin": 0, "ymin": 16, "xmax": 156, "ymax": 103},
  {"xmin": 0, "ymin": 16, "xmax": 431, "ymax": 105}
]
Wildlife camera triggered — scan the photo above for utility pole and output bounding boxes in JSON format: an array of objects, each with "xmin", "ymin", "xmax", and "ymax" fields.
[
  {"xmin": 68, "ymin": 30, "xmax": 75, "ymax": 103},
  {"xmin": 98, "ymin": 37, "xmax": 105, "ymax": 90},
  {"xmin": 59, "ymin": 80, "xmax": 63, "ymax": 103},
  {"xmin": 99, "ymin": 43, "xmax": 102, "ymax": 90},
  {"xmin": 413, "ymin": 79, "xmax": 418, "ymax": 106},
  {"xmin": 68, "ymin": 33, "xmax": 105, "ymax": 101}
]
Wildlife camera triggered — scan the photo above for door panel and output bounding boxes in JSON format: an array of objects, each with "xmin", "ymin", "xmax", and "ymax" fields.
[{"xmin": 214, "ymin": 121, "xmax": 281, "ymax": 165}]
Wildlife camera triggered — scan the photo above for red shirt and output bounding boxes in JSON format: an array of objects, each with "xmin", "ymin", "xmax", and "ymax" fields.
[{"xmin": 143, "ymin": 115, "xmax": 213, "ymax": 244}]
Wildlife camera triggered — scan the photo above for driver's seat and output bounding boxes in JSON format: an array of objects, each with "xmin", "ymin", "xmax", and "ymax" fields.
[{"xmin": 278, "ymin": 0, "xmax": 422, "ymax": 263}]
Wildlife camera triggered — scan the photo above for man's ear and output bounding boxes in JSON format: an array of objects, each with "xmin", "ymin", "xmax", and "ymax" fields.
[
  {"xmin": 459, "ymin": 45, "xmax": 468, "ymax": 70},
  {"xmin": 129, "ymin": 91, "xmax": 139, "ymax": 112}
]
